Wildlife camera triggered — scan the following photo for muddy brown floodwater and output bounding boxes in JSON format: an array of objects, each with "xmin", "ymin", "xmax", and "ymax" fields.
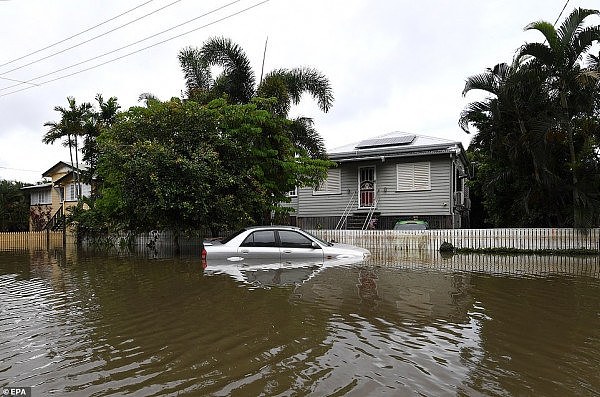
[{"xmin": 0, "ymin": 247, "xmax": 599, "ymax": 396}]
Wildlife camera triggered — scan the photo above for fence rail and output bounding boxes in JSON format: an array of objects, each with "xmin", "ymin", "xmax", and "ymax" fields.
[
  {"xmin": 0, "ymin": 231, "xmax": 65, "ymax": 251},
  {"xmin": 307, "ymin": 228, "xmax": 600, "ymax": 252}
]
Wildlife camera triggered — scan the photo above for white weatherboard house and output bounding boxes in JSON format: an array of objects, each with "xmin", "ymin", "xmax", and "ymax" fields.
[{"xmin": 284, "ymin": 132, "xmax": 472, "ymax": 229}]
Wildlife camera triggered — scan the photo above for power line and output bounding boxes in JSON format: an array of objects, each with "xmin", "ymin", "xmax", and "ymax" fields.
[
  {"xmin": 0, "ymin": 75, "xmax": 38, "ymax": 86},
  {"xmin": 0, "ymin": 0, "xmax": 183, "ymax": 76},
  {"xmin": 0, "ymin": 0, "xmax": 156, "ymax": 68},
  {"xmin": 0, "ymin": 0, "xmax": 242, "ymax": 92},
  {"xmin": 0, "ymin": 0, "xmax": 270, "ymax": 98},
  {"xmin": 0, "ymin": 166, "xmax": 41, "ymax": 173}
]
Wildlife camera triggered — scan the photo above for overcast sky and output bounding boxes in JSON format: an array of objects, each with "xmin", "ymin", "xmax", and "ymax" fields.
[{"xmin": 1, "ymin": 0, "xmax": 598, "ymax": 183}]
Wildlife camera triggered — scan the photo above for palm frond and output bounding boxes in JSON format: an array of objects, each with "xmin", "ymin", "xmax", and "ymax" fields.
[
  {"xmin": 517, "ymin": 42, "xmax": 554, "ymax": 66},
  {"xmin": 284, "ymin": 67, "xmax": 334, "ymax": 112},
  {"xmin": 557, "ymin": 8, "xmax": 599, "ymax": 48},
  {"xmin": 178, "ymin": 46, "xmax": 211, "ymax": 97},
  {"xmin": 525, "ymin": 21, "xmax": 560, "ymax": 53},
  {"xmin": 42, "ymin": 121, "xmax": 63, "ymax": 144},
  {"xmin": 462, "ymin": 70, "xmax": 499, "ymax": 96},
  {"xmin": 459, "ymin": 101, "xmax": 492, "ymax": 133},
  {"xmin": 572, "ymin": 26, "xmax": 600, "ymax": 60},
  {"xmin": 289, "ymin": 117, "xmax": 326, "ymax": 159},
  {"xmin": 200, "ymin": 37, "xmax": 255, "ymax": 104},
  {"xmin": 258, "ymin": 67, "xmax": 334, "ymax": 115},
  {"xmin": 586, "ymin": 52, "xmax": 600, "ymax": 70}
]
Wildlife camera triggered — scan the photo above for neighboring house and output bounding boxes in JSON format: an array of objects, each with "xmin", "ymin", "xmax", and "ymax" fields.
[
  {"xmin": 21, "ymin": 161, "xmax": 91, "ymax": 231},
  {"xmin": 284, "ymin": 132, "xmax": 472, "ymax": 229}
]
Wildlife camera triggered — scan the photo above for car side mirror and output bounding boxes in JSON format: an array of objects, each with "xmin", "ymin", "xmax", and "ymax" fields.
[{"xmin": 311, "ymin": 241, "xmax": 321, "ymax": 249}]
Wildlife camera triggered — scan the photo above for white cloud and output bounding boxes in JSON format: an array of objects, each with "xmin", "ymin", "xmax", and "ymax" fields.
[{"xmin": 1, "ymin": 0, "xmax": 598, "ymax": 181}]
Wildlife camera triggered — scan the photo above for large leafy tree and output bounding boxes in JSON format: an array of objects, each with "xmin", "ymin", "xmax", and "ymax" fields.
[
  {"xmin": 461, "ymin": 8, "xmax": 600, "ymax": 227},
  {"xmin": 178, "ymin": 37, "xmax": 333, "ymax": 158},
  {"xmin": 0, "ymin": 180, "xmax": 29, "ymax": 232},
  {"xmin": 95, "ymin": 98, "xmax": 331, "ymax": 241}
]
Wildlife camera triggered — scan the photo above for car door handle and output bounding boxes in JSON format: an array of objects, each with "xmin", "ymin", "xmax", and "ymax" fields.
[
  {"xmin": 282, "ymin": 250, "xmax": 292, "ymax": 254},
  {"xmin": 240, "ymin": 249, "xmax": 249, "ymax": 254}
]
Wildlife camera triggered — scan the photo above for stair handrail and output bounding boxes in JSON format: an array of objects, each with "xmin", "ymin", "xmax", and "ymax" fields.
[
  {"xmin": 362, "ymin": 190, "xmax": 380, "ymax": 230},
  {"xmin": 335, "ymin": 190, "xmax": 357, "ymax": 230},
  {"xmin": 44, "ymin": 207, "xmax": 64, "ymax": 231}
]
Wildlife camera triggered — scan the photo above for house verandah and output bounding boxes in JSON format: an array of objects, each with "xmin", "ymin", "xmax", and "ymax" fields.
[{"xmin": 279, "ymin": 132, "xmax": 472, "ymax": 230}]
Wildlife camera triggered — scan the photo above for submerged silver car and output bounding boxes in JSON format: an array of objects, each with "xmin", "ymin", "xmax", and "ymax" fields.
[{"xmin": 203, "ymin": 226, "xmax": 370, "ymax": 267}]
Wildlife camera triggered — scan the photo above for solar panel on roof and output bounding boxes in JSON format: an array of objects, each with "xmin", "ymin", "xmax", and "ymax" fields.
[{"xmin": 355, "ymin": 135, "xmax": 416, "ymax": 149}]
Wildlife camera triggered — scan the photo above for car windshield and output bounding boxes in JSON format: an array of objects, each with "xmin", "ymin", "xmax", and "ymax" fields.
[{"xmin": 302, "ymin": 230, "xmax": 333, "ymax": 246}]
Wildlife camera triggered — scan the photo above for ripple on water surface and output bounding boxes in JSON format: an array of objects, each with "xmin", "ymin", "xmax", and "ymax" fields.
[{"xmin": 0, "ymin": 250, "xmax": 599, "ymax": 396}]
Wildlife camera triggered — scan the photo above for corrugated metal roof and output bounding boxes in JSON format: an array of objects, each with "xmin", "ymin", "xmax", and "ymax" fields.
[
  {"xmin": 20, "ymin": 183, "xmax": 52, "ymax": 190},
  {"xmin": 328, "ymin": 131, "xmax": 462, "ymax": 161},
  {"xmin": 329, "ymin": 131, "xmax": 460, "ymax": 156}
]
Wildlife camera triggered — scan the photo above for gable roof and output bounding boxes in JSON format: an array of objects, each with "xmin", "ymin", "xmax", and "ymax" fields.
[
  {"xmin": 42, "ymin": 161, "xmax": 87, "ymax": 178},
  {"xmin": 328, "ymin": 131, "xmax": 469, "ymax": 170}
]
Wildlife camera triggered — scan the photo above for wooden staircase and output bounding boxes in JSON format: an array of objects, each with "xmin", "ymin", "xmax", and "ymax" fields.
[
  {"xmin": 346, "ymin": 212, "xmax": 379, "ymax": 230},
  {"xmin": 45, "ymin": 207, "xmax": 65, "ymax": 231}
]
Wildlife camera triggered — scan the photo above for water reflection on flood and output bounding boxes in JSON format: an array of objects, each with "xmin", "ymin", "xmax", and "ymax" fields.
[{"xmin": 0, "ymin": 246, "xmax": 598, "ymax": 396}]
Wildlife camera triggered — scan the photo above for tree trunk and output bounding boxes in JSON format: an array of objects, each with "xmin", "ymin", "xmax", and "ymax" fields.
[
  {"xmin": 561, "ymin": 93, "xmax": 579, "ymax": 227},
  {"xmin": 74, "ymin": 135, "xmax": 81, "ymax": 200},
  {"xmin": 173, "ymin": 228, "xmax": 181, "ymax": 256}
]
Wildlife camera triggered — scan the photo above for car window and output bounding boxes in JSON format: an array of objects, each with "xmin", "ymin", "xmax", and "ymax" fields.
[
  {"xmin": 240, "ymin": 230, "xmax": 277, "ymax": 247},
  {"xmin": 220, "ymin": 229, "xmax": 246, "ymax": 244},
  {"xmin": 278, "ymin": 230, "xmax": 315, "ymax": 249}
]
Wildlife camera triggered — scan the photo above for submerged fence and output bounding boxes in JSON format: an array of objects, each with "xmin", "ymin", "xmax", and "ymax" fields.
[
  {"xmin": 307, "ymin": 228, "xmax": 600, "ymax": 252},
  {"xmin": 0, "ymin": 231, "xmax": 65, "ymax": 251},
  {"xmin": 3, "ymin": 228, "xmax": 599, "ymax": 254}
]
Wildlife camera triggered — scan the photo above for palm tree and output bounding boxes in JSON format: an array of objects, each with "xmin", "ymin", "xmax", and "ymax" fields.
[
  {"xmin": 43, "ymin": 97, "xmax": 93, "ymax": 200},
  {"xmin": 178, "ymin": 37, "xmax": 334, "ymax": 157},
  {"xmin": 460, "ymin": 61, "xmax": 570, "ymax": 226},
  {"xmin": 81, "ymin": 95, "xmax": 120, "ymax": 187},
  {"xmin": 517, "ymin": 7, "xmax": 600, "ymax": 226}
]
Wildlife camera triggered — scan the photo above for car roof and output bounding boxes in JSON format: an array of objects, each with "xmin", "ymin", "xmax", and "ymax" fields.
[{"xmin": 244, "ymin": 225, "xmax": 302, "ymax": 231}]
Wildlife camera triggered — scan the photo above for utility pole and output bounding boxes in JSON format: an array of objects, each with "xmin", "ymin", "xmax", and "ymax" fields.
[{"xmin": 259, "ymin": 36, "xmax": 268, "ymax": 85}]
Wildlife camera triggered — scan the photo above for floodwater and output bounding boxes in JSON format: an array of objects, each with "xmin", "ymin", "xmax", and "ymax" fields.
[{"xmin": 0, "ymin": 247, "xmax": 599, "ymax": 396}]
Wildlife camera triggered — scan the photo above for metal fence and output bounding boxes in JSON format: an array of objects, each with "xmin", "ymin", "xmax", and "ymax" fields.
[
  {"xmin": 0, "ymin": 231, "xmax": 65, "ymax": 251},
  {"xmin": 307, "ymin": 228, "xmax": 600, "ymax": 252}
]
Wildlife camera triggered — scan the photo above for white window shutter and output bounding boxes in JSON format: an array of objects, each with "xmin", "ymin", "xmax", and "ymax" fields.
[
  {"xmin": 413, "ymin": 162, "xmax": 431, "ymax": 190},
  {"xmin": 396, "ymin": 162, "xmax": 431, "ymax": 191},
  {"xmin": 396, "ymin": 164, "xmax": 413, "ymax": 191}
]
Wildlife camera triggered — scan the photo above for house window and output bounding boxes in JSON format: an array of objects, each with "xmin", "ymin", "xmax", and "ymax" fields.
[
  {"xmin": 396, "ymin": 162, "xmax": 431, "ymax": 191},
  {"xmin": 65, "ymin": 183, "xmax": 91, "ymax": 201},
  {"xmin": 313, "ymin": 169, "xmax": 341, "ymax": 195},
  {"xmin": 287, "ymin": 187, "xmax": 298, "ymax": 197},
  {"xmin": 31, "ymin": 189, "xmax": 51, "ymax": 205}
]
